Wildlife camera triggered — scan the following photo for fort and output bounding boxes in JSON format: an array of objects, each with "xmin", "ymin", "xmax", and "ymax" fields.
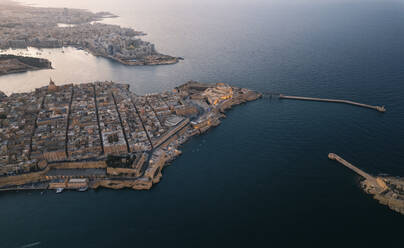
[
  {"xmin": 0, "ymin": 55, "xmax": 52, "ymax": 76},
  {"xmin": 329, "ymin": 153, "xmax": 404, "ymax": 215},
  {"xmin": 0, "ymin": 80, "xmax": 261, "ymax": 192}
]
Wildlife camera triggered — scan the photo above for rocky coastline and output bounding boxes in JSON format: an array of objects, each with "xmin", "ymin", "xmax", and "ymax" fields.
[{"xmin": 361, "ymin": 176, "xmax": 404, "ymax": 215}]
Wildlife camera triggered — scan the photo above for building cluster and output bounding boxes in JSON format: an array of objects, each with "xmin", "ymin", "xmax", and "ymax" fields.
[
  {"xmin": 0, "ymin": 91, "xmax": 42, "ymax": 176},
  {"xmin": 31, "ymin": 82, "xmax": 71, "ymax": 162},
  {"xmin": 132, "ymin": 94, "xmax": 167, "ymax": 145},
  {"xmin": 67, "ymin": 83, "xmax": 102, "ymax": 160},
  {"xmin": 0, "ymin": 80, "xmax": 260, "ymax": 191},
  {"xmin": 0, "ymin": 81, "xmax": 196, "ymax": 176},
  {"xmin": 111, "ymin": 84, "xmax": 152, "ymax": 152},
  {"xmin": 95, "ymin": 82, "xmax": 127, "ymax": 155}
]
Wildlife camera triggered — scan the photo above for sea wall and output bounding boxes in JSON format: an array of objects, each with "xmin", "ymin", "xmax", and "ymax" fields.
[{"xmin": 91, "ymin": 178, "xmax": 152, "ymax": 190}]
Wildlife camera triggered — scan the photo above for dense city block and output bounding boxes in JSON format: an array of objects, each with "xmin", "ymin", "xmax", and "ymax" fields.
[{"xmin": 0, "ymin": 80, "xmax": 261, "ymax": 191}]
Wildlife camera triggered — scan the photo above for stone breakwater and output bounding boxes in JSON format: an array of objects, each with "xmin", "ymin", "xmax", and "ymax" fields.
[
  {"xmin": 329, "ymin": 153, "xmax": 404, "ymax": 215},
  {"xmin": 279, "ymin": 95, "xmax": 386, "ymax": 112},
  {"xmin": 0, "ymin": 80, "xmax": 261, "ymax": 192}
]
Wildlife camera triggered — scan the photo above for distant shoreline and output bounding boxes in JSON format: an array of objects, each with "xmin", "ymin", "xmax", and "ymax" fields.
[
  {"xmin": 0, "ymin": 54, "xmax": 52, "ymax": 76},
  {"xmin": 0, "ymin": 0, "xmax": 182, "ymax": 66}
]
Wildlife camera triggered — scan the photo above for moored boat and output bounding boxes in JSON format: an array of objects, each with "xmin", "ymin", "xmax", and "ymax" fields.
[
  {"xmin": 55, "ymin": 188, "xmax": 64, "ymax": 194},
  {"xmin": 78, "ymin": 186, "xmax": 88, "ymax": 192}
]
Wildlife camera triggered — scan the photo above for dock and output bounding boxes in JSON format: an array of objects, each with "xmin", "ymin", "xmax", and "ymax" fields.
[{"xmin": 279, "ymin": 95, "xmax": 386, "ymax": 112}]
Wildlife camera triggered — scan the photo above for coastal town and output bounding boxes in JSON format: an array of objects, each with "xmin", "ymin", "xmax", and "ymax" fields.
[
  {"xmin": 0, "ymin": 0, "xmax": 180, "ymax": 65},
  {"xmin": 0, "ymin": 80, "xmax": 261, "ymax": 191}
]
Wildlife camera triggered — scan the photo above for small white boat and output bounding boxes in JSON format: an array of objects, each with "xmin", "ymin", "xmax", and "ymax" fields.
[
  {"xmin": 55, "ymin": 188, "xmax": 64, "ymax": 194},
  {"xmin": 78, "ymin": 186, "xmax": 88, "ymax": 192}
]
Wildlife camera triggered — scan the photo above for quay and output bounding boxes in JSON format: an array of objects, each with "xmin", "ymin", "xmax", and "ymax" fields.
[{"xmin": 279, "ymin": 95, "xmax": 386, "ymax": 112}]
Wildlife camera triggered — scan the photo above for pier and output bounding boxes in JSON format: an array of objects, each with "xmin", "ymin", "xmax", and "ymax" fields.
[
  {"xmin": 327, "ymin": 153, "xmax": 404, "ymax": 215},
  {"xmin": 328, "ymin": 153, "xmax": 374, "ymax": 180},
  {"xmin": 279, "ymin": 95, "xmax": 386, "ymax": 112},
  {"xmin": 328, "ymin": 153, "xmax": 388, "ymax": 192}
]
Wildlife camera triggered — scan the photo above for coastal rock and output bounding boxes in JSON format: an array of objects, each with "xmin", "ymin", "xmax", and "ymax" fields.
[{"xmin": 0, "ymin": 90, "xmax": 6, "ymax": 101}]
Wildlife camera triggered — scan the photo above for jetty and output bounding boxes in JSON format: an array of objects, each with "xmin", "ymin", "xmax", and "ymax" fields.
[
  {"xmin": 328, "ymin": 153, "xmax": 375, "ymax": 181},
  {"xmin": 279, "ymin": 95, "xmax": 386, "ymax": 112},
  {"xmin": 328, "ymin": 153, "xmax": 404, "ymax": 215},
  {"xmin": 328, "ymin": 153, "xmax": 387, "ymax": 192}
]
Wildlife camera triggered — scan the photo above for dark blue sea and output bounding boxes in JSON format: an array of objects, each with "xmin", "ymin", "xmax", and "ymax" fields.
[{"xmin": 0, "ymin": 0, "xmax": 403, "ymax": 247}]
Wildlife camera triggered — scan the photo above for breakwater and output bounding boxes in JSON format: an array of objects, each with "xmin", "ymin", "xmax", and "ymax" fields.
[
  {"xmin": 328, "ymin": 153, "xmax": 404, "ymax": 215},
  {"xmin": 328, "ymin": 153, "xmax": 375, "ymax": 181},
  {"xmin": 279, "ymin": 95, "xmax": 386, "ymax": 112}
]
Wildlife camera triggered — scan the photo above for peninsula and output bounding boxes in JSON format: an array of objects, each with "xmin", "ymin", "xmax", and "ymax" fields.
[
  {"xmin": 0, "ymin": 54, "xmax": 52, "ymax": 76},
  {"xmin": 0, "ymin": 0, "xmax": 180, "ymax": 65},
  {"xmin": 329, "ymin": 153, "xmax": 404, "ymax": 215},
  {"xmin": 0, "ymin": 80, "xmax": 261, "ymax": 192}
]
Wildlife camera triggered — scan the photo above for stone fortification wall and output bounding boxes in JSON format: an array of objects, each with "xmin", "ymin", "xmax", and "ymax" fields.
[
  {"xmin": 106, "ymin": 167, "xmax": 138, "ymax": 176},
  {"xmin": 49, "ymin": 161, "xmax": 107, "ymax": 169},
  {"xmin": 0, "ymin": 167, "xmax": 50, "ymax": 187}
]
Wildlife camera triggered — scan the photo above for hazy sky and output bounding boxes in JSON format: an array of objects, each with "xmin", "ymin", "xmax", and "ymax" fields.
[{"xmin": 18, "ymin": 0, "xmax": 404, "ymax": 8}]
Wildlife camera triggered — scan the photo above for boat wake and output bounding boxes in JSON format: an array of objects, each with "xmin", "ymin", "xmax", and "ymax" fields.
[{"xmin": 19, "ymin": 241, "xmax": 41, "ymax": 248}]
